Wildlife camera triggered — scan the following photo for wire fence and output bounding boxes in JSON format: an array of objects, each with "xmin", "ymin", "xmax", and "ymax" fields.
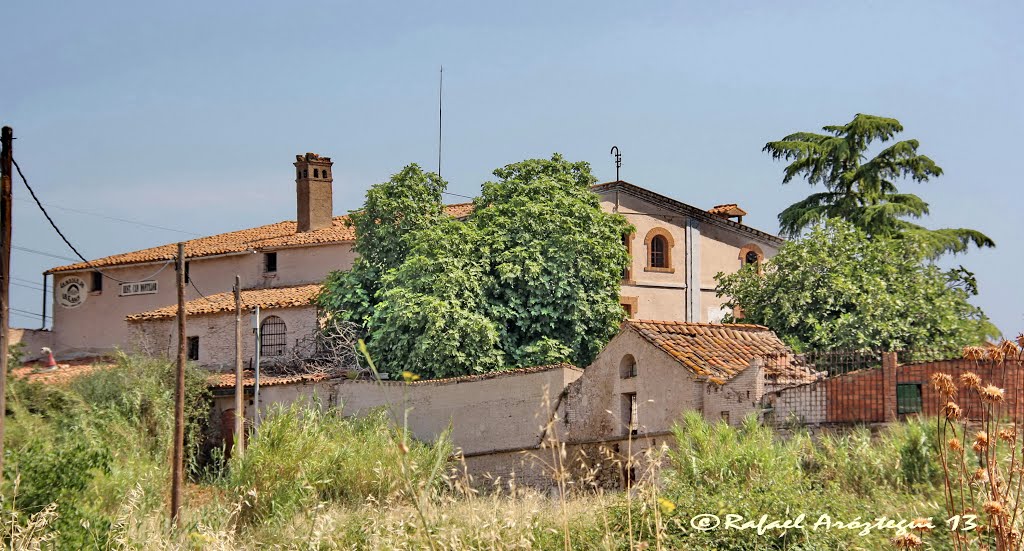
[{"xmin": 761, "ymin": 348, "xmax": 1024, "ymax": 428}]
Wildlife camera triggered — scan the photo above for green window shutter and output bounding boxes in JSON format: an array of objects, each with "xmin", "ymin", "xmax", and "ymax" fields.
[{"xmin": 897, "ymin": 383, "xmax": 923, "ymax": 414}]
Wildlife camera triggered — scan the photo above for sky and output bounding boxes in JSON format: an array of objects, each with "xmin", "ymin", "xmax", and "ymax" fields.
[{"xmin": 3, "ymin": 1, "xmax": 1022, "ymax": 336}]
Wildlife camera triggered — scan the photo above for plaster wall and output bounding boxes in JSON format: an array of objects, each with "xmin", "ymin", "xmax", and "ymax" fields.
[
  {"xmin": 51, "ymin": 243, "xmax": 353, "ymax": 354},
  {"xmin": 128, "ymin": 305, "xmax": 319, "ymax": 371}
]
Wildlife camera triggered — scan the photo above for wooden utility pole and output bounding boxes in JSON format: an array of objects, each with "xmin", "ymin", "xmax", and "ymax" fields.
[
  {"xmin": 171, "ymin": 242, "xmax": 186, "ymax": 523},
  {"xmin": 0, "ymin": 126, "xmax": 14, "ymax": 481},
  {"xmin": 233, "ymin": 275, "xmax": 244, "ymax": 458}
]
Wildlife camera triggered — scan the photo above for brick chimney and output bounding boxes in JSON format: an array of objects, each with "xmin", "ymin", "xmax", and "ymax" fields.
[{"xmin": 293, "ymin": 152, "xmax": 333, "ymax": 232}]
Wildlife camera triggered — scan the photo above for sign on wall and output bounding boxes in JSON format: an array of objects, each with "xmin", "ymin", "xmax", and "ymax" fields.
[
  {"xmin": 57, "ymin": 276, "xmax": 87, "ymax": 309},
  {"xmin": 120, "ymin": 281, "xmax": 158, "ymax": 296}
]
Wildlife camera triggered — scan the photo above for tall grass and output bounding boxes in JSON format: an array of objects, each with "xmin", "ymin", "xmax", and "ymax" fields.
[{"xmin": 0, "ymin": 352, "xmax": 967, "ymax": 549}]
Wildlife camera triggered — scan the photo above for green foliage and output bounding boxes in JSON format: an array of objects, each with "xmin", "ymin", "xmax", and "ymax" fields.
[
  {"xmin": 6, "ymin": 342, "xmax": 25, "ymax": 368},
  {"xmin": 320, "ymin": 154, "xmax": 631, "ymax": 378},
  {"xmin": 474, "ymin": 155, "xmax": 632, "ymax": 367},
  {"xmin": 657, "ymin": 413, "xmax": 945, "ymax": 550},
  {"xmin": 765, "ymin": 113, "xmax": 994, "ymax": 257},
  {"xmin": 716, "ymin": 219, "xmax": 993, "ymax": 351},
  {"xmin": 226, "ymin": 402, "xmax": 452, "ymax": 526}
]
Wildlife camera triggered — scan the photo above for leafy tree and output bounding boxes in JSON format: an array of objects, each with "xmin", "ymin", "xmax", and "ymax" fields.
[
  {"xmin": 319, "ymin": 155, "xmax": 632, "ymax": 377},
  {"xmin": 365, "ymin": 219, "xmax": 505, "ymax": 378},
  {"xmin": 715, "ymin": 219, "xmax": 995, "ymax": 352},
  {"xmin": 473, "ymin": 155, "xmax": 632, "ymax": 367},
  {"xmin": 318, "ymin": 164, "xmax": 446, "ymax": 325},
  {"xmin": 764, "ymin": 114, "xmax": 994, "ymax": 257}
]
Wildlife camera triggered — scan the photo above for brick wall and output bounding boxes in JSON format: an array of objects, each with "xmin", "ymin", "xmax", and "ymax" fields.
[{"xmin": 768, "ymin": 356, "xmax": 1023, "ymax": 426}]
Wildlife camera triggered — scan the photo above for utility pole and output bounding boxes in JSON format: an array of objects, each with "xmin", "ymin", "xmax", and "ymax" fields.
[
  {"xmin": 0, "ymin": 126, "xmax": 14, "ymax": 481},
  {"xmin": 233, "ymin": 275, "xmax": 244, "ymax": 458},
  {"xmin": 171, "ymin": 242, "xmax": 186, "ymax": 523},
  {"xmin": 252, "ymin": 306, "xmax": 261, "ymax": 427}
]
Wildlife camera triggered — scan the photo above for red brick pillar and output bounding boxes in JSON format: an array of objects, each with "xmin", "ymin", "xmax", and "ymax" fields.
[{"xmin": 882, "ymin": 352, "xmax": 898, "ymax": 422}]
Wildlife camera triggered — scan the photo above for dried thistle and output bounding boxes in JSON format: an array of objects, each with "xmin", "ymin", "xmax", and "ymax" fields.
[
  {"xmin": 891, "ymin": 533, "xmax": 923, "ymax": 550},
  {"xmin": 943, "ymin": 401, "xmax": 962, "ymax": 420},
  {"xmin": 980, "ymin": 385, "xmax": 1005, "ymax": 404},
  {"xmin": 961, "ymin": 372, "xmax": 982, "ymax": 390},
  {"xmin": 909, "ymin": 517, "xmax": 932, "ymax": 532},
  {"xmin": 949, "ymin": 438, "xmax": 963, "ymax": 452},
  {"xmin": 999, "ymin": 427, "xmax": 1017, "ymax": 443},
  {"xmin": 984, "ymin": 500, "xmax": 1008, "ymax": 519},
  {"xmin": 964, "ymin": 346, "xmax": 987, "ymax": 361},
  {"xmin": 974, "ymin": 431, "xmax": 991, "ymax": 454},
  {"xmin": 931, "ymin": 373, "xmax": 957, "ymax": 397}
]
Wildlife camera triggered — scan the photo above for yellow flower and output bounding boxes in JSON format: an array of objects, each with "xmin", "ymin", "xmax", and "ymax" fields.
[
  {"xmin": 401, "ymin": 371, "xmax": 421, "ymax": 382},
  {"xmin": 657, "ymin": 497, "xmax": 676, "ymax": 515}
]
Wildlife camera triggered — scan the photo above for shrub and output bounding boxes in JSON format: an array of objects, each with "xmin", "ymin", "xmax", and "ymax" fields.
[{"xmin": 226, "ymin": 402, "xmax": 452, "ymax": 526}]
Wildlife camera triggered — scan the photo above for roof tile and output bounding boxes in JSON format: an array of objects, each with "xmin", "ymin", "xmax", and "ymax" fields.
[{"xmin": 126, "ymin": 283, "xmax": 321, "ymax": 321}]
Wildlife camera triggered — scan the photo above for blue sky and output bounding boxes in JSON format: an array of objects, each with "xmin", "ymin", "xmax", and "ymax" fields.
[{"xmin": 4, "ymin": 1, "xmax": 1021, "ymax": 335}]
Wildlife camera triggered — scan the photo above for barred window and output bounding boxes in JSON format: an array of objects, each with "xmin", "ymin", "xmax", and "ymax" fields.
[
  {"xmin": 260, "ymin": 316, "xmax": 287, "ymax": 357},
  {"xmin": 649, "ymin": 235, "xmax": 668, "ymax": 268}
]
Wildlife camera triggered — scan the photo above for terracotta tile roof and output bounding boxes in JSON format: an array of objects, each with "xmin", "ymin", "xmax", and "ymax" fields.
[
  {"xmin": 47, "ymin": 204, "xmax": 474, "ymax": 274},
  {"xmin": 626, "ymin": 319, "xmax": 788, "ymax": 382},
  {"xmin": 126, "ymin": 283, "xmax": 321, "ymax": 321},
  {"xmin": 11, "ymin": 356, "xmax": 115, "ymax": 385},
  {"xmin": 708, "ymin": 204, "xmax": 748, "ymax": 218},
  {"xmin": 207, "ymin": 370, "xmax": 331, "ymax": 389}
]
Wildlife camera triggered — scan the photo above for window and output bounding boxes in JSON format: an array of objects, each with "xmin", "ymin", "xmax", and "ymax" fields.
[
  {"xmin": 897, "ymin": 383, "xmax": 923, "ymax": 415},
  {"xmin": 650, "ymin": 235, "xmax": 668, "ymax": 268},
  {"xmin": 91, "ymin": 271, "xmax": 103, "ymax": 293},
  {"xmin": 720, "ymin": 411, "xmax": 730, "ymax": 424},
  {"xmin": 260, "ymin": 316, "xmax": 287, "ymax": 357},
  {"xmin": 264, "ymin": 252, "xmax": 278, "ymax": 274},
  {"xmin": 620, "ymin": 355, "xmax": 637, "ymax": 379},
  {"xmin": 186, "ymin": 336, "xmax": 199, "ymax": 361},
  {"xmin": 314, "ymin": 168, "xmax": 319, "ymax": 178},
  {"xmin": 623, "ymin": 393, "xmax": 638, "ymax": 435},
  {"xmin": 184, "ymin": 261, "xmax": 191, "ymax": 283},
  {"xmin": 745, "ymin": 251, "xmax": 760, "ymax": 265}
]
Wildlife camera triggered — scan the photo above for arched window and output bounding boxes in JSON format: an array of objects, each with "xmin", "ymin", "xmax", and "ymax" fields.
[
  {"xmin": 650, "ymin": 235, "xmax": 668, "ymax": 268},
  {"xmin": 620, "ymin": 354, "xmax": 637, "ymax": 379},
  {"xmin": 314, "ymin": 168, "xmax": 320, "ymax": 178},
  {"xmin": 296, "ymin": 168, "xmax": 301, "ymax": 179},
  {"xmin": 260, "ymin": 316, "xmax": 287, "ymax": 357},
  {"xmin": 643, "ymin": 228, "xmax": 674, "ymax": 271},
  {"xmin": 738, "ymin": 244, "xmax": 764, "ymax": 272},
  {"xmin": 303, "ymin": 169, "xmax": 308, "ymax": 178},
  {"xmin": 745, "ymin": 250, "xmax": 760, "ymax": 265}
]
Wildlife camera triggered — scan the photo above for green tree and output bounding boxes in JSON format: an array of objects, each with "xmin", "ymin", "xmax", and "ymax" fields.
[
  {"xmin": 365, "ymin": 219, "xmax": 505, "ymax": 378},
  {"xmin": 319, "ymin": 155, "xmax": 632, "ymax": 377},
  {"xmin": 318, "ymin": 164, "xmax": 446, "ymax": 325},
  {"xmin": 715, "ymin": 219, "xmax": 994, "ymax": 352},
  {"xmin": 473, "ymin": 155, "xmax": 632, "ymax": 367},
  {"xmin": 764, "ymin": 114, "xmax": 994, "ymax": 257}
]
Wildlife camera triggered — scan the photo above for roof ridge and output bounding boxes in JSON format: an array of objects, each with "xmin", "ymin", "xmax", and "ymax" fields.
[{"xmin": 626, "ymin": 319, "xmax": 770, "ymax": 331}]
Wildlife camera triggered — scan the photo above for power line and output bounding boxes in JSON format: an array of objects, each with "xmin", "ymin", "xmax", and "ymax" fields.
[
  {"xmin": 10, "ymin": 307, "xmax": 48, "ymax": 320},
  {"xmin": 14, "ymin": 197, "xmax": 200, "ymax": 236},
  {"xmin": 12, "ymin": 276, "xmax": 43, "ymax": 286},
  {"xmin": 11, "ymin": 282, "xmax": 43, "ymax": 291},
  {"xmin": 442, "ymin": 190, "xmax": 474, "ymax": 201},
  {"xmin": 12, "ymin": 245, "xmax": 78, "ymax": 262},
  {"xmin": 12, "ymin": 156, "xmax": 175, "ymax": 284}
]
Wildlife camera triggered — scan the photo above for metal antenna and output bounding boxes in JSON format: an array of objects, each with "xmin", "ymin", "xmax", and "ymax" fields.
[
  {"xmin": 438, "ymin": 65, "xmax": 443, "ymax": 179},
  {"xmin": 609, "ymin": 146, "xmax": 622, "ymax": 181}
]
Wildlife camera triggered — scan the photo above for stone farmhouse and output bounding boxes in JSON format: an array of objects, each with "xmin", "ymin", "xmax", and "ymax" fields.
[
  {"xmin": 41, "ymin": 151, "xmax": 783, "ymax": 365},
  {"xmin": 28, "ymin": 150, "xmax": 807, "ymax": 487}
]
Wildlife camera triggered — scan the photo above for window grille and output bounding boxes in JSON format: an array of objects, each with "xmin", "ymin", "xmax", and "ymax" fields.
[
  {"xmin": 897, "ymin": 383, "xmax": 923, "ymax": 414},
  {"xmin": 260, "ymin": 316, "xmax": 287, "ymax": 357}
]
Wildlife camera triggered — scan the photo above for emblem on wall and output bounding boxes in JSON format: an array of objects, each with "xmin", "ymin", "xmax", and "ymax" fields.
[{"xmin": 57, "ymin": 275, "xmax": 87, "ymax": 309}]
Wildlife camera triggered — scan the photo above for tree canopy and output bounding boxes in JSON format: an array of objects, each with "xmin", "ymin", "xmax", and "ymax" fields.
[
  {"xmin": 764, "ymin": 114, "xmax": 994, "ymax": 257},
  {"xmin": 318, "ymin": 155, "xmax": 632, "ymax": 378},
  {"xmin": 715, "ymin": 219, "xmax": 996, "ymax": 353}
]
